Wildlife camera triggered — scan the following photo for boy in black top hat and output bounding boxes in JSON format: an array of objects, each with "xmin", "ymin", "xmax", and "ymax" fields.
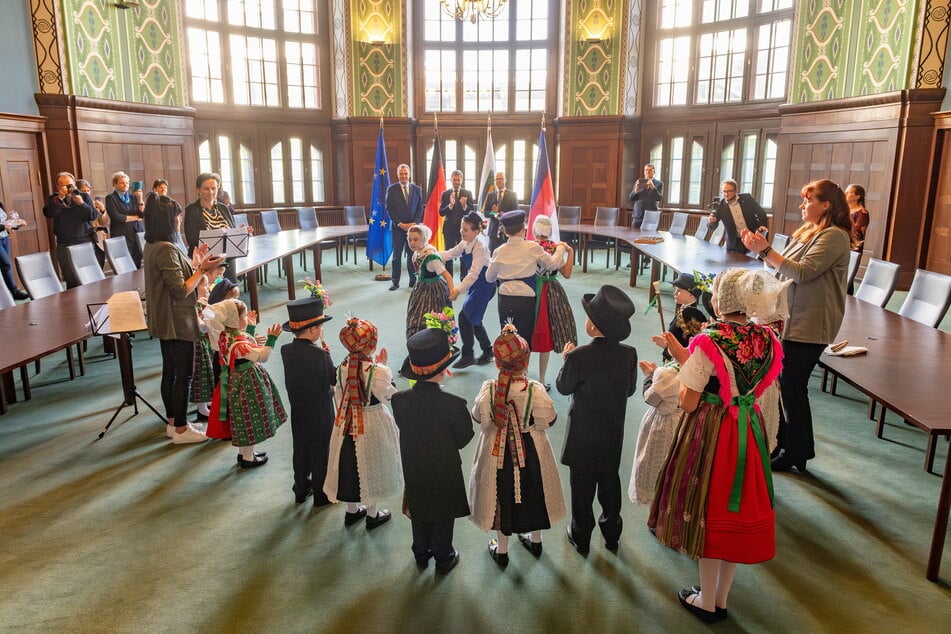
[
  {"xmin": 557, "ymin": 285, "xmax": 638, "ymax": 555},
  {"xmin": 280, "ymin": 297, "xmax": 335, "ymax": 506},
  {"xmin": 391, "ymin": 328, "xmax": 474, "ymax": 574}
]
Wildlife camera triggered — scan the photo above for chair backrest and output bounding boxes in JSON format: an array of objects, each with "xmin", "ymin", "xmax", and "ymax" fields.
[
  {"xmin": 593, "ymin": 206, "xmax": 618, "ymax": 227},
  {"xmin": 692, "ymin": 216, "xmax": 710, "ymax": 240},
  {"xmin": 556, "ymin": 205, "xmax": 581, "ymax": 226},
  {"xmin": 233, "ymin": 212, "xmax": 249, "ymax": 228},
  {"xmin": 104, "ymin": 237, "xmax": 138, "ymax": 275},
  {"xmin": 0, "ymin": 282, "xmax": 15, "ymax": 309},
  {"xmin": 260, "ymin": 210, "xmax": 282, "ymax": 235},
  {"xmin": 641, "ymin": 210, "xmax": 661, "ymax": 232},
  {"xmin": 771, "ymin": 233, "xmax": 789, "ymax": 252},
  {"xmin": 136, "ymin": 231, "xmax": 146, "ymax": 254},
  {"xmin": 847, "ymin": 250, "xmax": 861, "ymax": 288},
  {"xmin": 344, "ymin": 205, "xmax": 368, "ymax": 227},
  {"xmin": 15, "ymin": 252, "xmax": 63, "ymax": 299},
  {"xmin": 297, "ymin": 207, "xmax": 319, "ymax": 229},
  {"xmin": 708, "ymin": 222, "xmax": 726, "ymax": 245},
  {"xmin": 898, "ymin": 269, "xmax": 951, "ymax": 327},
  {"xmin": 854, "ymin": 258, "xmax": 901, "ymax": 307},
  {"xmin": 668, "ymin": 212, "xmax": 688, "ymax": 235},
  {"xmin": 67, "ymin": 242, "xmax": 106, "ymax": 285}
]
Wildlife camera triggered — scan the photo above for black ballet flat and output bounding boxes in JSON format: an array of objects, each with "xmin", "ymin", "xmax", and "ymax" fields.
[
  {"xmin": 236, "ymin": 451, "xmax": 266, "ymax": 464},
  {"xmin": 770, "ymin": 451, "xmax": 807, "ymax": 473},
  {"xmin": 690, "ymin": 586, "xmax": 728, "ymax": 621},
  {"xmin": 344, "ymin": 506, "xmax": 367, "ymax": 526},
  {"xmin": 518, "ymin": 533, "xmax": 543, "ymax": 557},
  {"xmin": 365, "ymin": 509, "xmax": 392, "ymax": 529},
  {"xmin": 488, "ymin": 539, "xmax": 509, "ymax": 566},
  {"xmin": 237, "ymin": 454, "xmax": 268, "ymax": 469},
  {"xmin": 678, "ymin": 588, "xmax": 719, "ymax": 624}
]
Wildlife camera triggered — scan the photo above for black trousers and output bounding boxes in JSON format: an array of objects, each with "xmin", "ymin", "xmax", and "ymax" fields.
[
  {"xmin": 778, "ymin": 339, "xmax": 825, "ymax": 462},
  {"xmin": 458, "ymin": 310, "xmax": 491, "ymax": 359},
  {"xmin": 55, "ymin": 242, "xmax": 84, "ymax": 289},
  {"xmin": 159, "ymin": 339, "xmax": 195, "ymax": 426},
  {"xmin": 291, "ymin": 420, "xmax": 332, "ymax": 504},
  {"xmin": 568, "ymin": 464, "xmax": 623, "ymax": 547},
  {"xmin": 390, "ymin": 228, "xmax": 416, "ymax": 286},
  {"xmin": 411, "ymin": 518, "xmax": 455, "ymax": 567},
  {"xmin": 497, "ymin": 295, "xmax": 536, "ymax": 349}
]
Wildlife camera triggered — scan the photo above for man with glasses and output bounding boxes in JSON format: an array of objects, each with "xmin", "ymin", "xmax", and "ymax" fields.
[{"xmin": 708, "ymin": 179, "xmax": 768, "ymax": 253}]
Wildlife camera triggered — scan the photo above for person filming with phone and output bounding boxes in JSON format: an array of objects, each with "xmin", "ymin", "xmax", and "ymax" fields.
[
  {"xmin": 43, "ymin": 171, "xmax": 99, "ymax": 289},
  {"xmin": 628, "ymin": 164, "xmax": 664, "ymax": 229}
]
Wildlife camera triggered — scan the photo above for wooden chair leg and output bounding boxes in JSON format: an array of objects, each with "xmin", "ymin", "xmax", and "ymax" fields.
[
  {"xmin": 925, "ymin": 434, "xmax": 939, "ymax": 473},
  {"xmin": 19, "ymin": 366, "xmax": 31, "ymax": 400},
  {"xmin": 875, "ymin": 404, "xmax": 887, "ymax": 438},
  {"xmin": 868, "ymin": 399, "xmax": 877, "ymax": 420},
  {"xmin": 66, "ymin": 347, "xmax": 76, "ymax": 380},
  {"xmin": 77, "ymin": 342, "xmax": 86, "ymax": 376}
]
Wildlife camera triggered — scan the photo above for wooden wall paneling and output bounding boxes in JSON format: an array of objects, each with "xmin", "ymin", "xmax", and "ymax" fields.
[
  {"xmin": 340, "ymin": 118, "xmax": 415, "ymax": 209},
  {"xmin": 555, "ymin": 117, "xmax": 629, "ymax": 220},
  {"xmin": 927, "ymin": 126, "xmax": 951, "ymax": 274}
]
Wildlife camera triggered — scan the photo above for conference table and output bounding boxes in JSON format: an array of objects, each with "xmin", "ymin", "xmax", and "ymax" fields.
[{"xmin": 0, "ymin": 225, "xmax": 367, "ymax": 411}]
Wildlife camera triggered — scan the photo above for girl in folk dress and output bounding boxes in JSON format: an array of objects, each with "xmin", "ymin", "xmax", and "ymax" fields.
[
  {"xmin": 529, "ymin": 215, "xmax": 577, "ymax": 388},
  {"xmin": 469, "ymin": 324, "xmax": 566, "ymax": 566},
  {"xmin": 628, "ymin": 359, "xmax": 684, "ymax": 506},
  {"xmin": 325, "ymin": 317, "xmax": 404, "ymax": 529},
  {"xmin": 648, "ymin": 268, "xmax": 789, "ymax": 624},
  {"xmin": 405, "ymin": 224, "xmax": 454, "ymax": 339},
  {"xmin": 189, "ymin": 274, "xmax": 216, "ymax": 420},
  {"xmin": 206, "ymin": 299, "xmax": 287, "ymax": 468}
]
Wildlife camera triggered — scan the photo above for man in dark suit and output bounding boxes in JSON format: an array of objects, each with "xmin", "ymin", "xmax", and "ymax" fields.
[
  {"xmin": 557, "ymin": 285, "xmax": 638, "ymax": 556},
  {"xmin": 385, "ymin": 163, "xmax": 424, "ymax": 290},
  {"xmin": 42, "ymin": 171, "xmax": 99, "ymax": 289},
  {"xmin": 482, "ymin": 171, "xmax": 519, "ymax": 253},
  {"xmin": 628, "ymin": 163, "xmax": 664, "ymax": 228},
  {"xmin": 708, "ymin": 179, "xmax": 769, "ymax": 253},
  {"xmin": 439, "ymin": 169, "xmax": 475, "ymax": 278}
]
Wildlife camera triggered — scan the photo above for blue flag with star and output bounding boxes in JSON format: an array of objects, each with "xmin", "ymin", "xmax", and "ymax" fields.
[{"xmin": 366, "ymin": 127, "xmax": 392, "ymax": 266}]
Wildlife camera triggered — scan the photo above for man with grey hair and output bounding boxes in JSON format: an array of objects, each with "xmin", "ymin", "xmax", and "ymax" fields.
[
  {"xmin": 439, "ymin": 169, "xmax": 475, "ymax": 278},
  {"xmin": 42, "ymin": 171, "xmax": 99, "ymax": 288},
  {"xmin": 385, "ymin": 163, "xmax": 424, "ymax": 290}
]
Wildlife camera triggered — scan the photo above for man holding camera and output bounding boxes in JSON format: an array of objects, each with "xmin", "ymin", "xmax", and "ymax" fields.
[
  {"xmin": 628, "ymin": 164, "xmax": 663, "ymax": 229},
  {"xmin": 707, "ymin": 179, "xmax": 769, "ymax": 253},
  {"xmin": 43, "ymin": 171, "xmax": 99, "ymax": 289}
]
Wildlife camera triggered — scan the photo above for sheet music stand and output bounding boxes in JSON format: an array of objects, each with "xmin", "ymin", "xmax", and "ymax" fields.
[
  {"xmin": 87, "ymin": 298, "xmax": 165, "ymax": 439},
  {"xmin": 199, "ymin": 227, "xmax": 249, "ymax": 258}
]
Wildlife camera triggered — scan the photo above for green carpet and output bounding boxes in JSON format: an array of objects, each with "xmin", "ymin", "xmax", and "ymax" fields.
[{"xmin": 0, "ymin": 256, "xmax": 948, "ymax": 633}]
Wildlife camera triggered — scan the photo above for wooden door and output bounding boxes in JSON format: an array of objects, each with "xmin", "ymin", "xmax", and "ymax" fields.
[
  {"xmin": 0, "ymin": 146, "xmax": 48, "ymax": 285},
  {"xmin": 927, "ymin": 130, "xmax": 951, "ymax": 275}
]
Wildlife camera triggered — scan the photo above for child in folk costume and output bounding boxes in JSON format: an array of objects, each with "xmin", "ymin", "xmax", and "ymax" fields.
[
  {"xmin": 556, "ymin": 285, "xmax": 638, "ymax": 556},
  {"xmin": 439, "ymin": 211, "xmax": 496, "ymax": 368},
  {"xmin": 325, "ymin": 317, "xmax": 404, "ymax": 529},
  {"xmin": 651, "ymin": 272, "xmax": 710, "ymax": 363},
  {"xmin": 206, "ymin": 299, "xmax": 287, "ymax": 468},
  {"xmin": 391, "ymin": 328, "xmax": 474, "ymax": 574},
  {"xmin": 405, "ymin": 224, "xmax": 454, "ymax": 339},
  {"xmin": 279, "ymin": 297, "xmax": 336, "ymax": 506},
  {"xmin": 648, "ymin": 269, "xmax": 789, "ymax": 624},
  {"xmin": 189, "ymin": 273, "xmax": 216, "ymax": 422},
  {"xmin": 469, "ymin": 324, "xmax": 566, "ymax": 566},
  {"xmin": 529, "ymin": 215, "xmax": 577, "ymax": 388}
]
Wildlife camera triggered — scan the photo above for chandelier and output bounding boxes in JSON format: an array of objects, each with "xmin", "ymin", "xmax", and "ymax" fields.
[{"xmin": 440, "ymin": 0, "xmax": 508, "ymax": 24}]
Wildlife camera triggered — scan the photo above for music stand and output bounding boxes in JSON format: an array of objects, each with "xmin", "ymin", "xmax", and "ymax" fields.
[
  {"xmin": 199, "ymin": 227, "xmax": 249, "ymax": 258},
  {"xmin": 88, "ymin": 292, "xmax": 165, "ymax": 439}
]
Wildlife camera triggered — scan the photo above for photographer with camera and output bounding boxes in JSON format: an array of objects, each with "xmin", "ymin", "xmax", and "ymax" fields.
[
  {"xmin": 43, "ymin": 171, "xmax": 99, "ymax": 289},
  {"xmin": 628, "ymin": 164, "xmax": 664, "ymax": 229},
  {"xmin": 707, "ymin": 180, "xmax": 768, "ymax": 253}
]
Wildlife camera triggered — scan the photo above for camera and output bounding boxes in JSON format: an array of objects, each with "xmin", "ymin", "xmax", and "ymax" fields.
[
  {"xmin": 68, "ymin": 188, "xmax": 82, "ymax": 198},
  {"xmin": 706, "ymin": 197, "xmax": 721, "ymax": 210}
]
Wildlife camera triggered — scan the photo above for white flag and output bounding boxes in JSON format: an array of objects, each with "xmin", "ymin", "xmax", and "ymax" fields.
[{"xmin": 477, "ymin": 124, "xmax": 495, "ymax": 212}]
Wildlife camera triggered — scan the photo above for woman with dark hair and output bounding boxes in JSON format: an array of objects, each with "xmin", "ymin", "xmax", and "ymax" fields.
[
  {"xmin": 152, "ymin": 179, "xmax": 169, "ymax": 196},
  {"xmin": 845, "ymin": 184, "xmax": 870, "ymax": 252},
  {"xmin": 741, "ymin": 179, "xmax": 852, "ymax": 472},
  {"xmin": 183, "ymin": 172, "xmax": 243, "ymax": 282},
  {"xmin": 143, "ymin": 194, "xmax": 222, "ymax": 444},
  {"xmin": 105, "ymin": 171, "xmax": 145, "ymax": 268}
]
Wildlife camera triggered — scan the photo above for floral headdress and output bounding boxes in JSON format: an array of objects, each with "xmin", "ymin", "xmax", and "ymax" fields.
[
  {"xmin": 423, "ymin": 307, "xmax": 458, "ymax": 345},
  {"xmin": 299, "ymin": 277, "xmax": 332, "ymax": 307},
  {"xmin": 692, "ymin": 270, "xmax": 716, "ymax": 294}
]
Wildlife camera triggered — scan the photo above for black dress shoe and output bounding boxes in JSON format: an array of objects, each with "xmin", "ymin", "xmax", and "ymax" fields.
[
  {"xmin": 408, "ymin": 279, "xmax": 416, "ymax": 288},
  {"xmin": 388, "ymin": 284, "xmax": 399, "ymax": 291},
  {"xmin": 293, "ymin": 487, "xmax": 313, "ymax": 504},
  {"xmin": 11, "ymin": 288, "xmax": 29, "ymax": 300},
  {"xmin": 475, "ymin": 352, "xmax": 494, "ymax": 365},
  {"xmin": 517, "ymin": 533, "xmax": 543, "ymax": 556},
  {"xmin": 435, "ymin": 550, "xmax": 460, "ymax": 574},
  {"xmin": 690, "ymin": 586, "xmax": 728, "ymax": 621},
  {"xmin": 604, "ymin": 540, "xmax": 619, "ymax": 552},
  {"xmin": 544, "ymin": 383, "xmax": 551, "ymax": 392},
  {"xmin": 237, "ymin": 454, "xmax": 268, "ymax": 468},
  {"xmin": 236, "ymin": 451, "xmax": 267, "ymax": 464},
  {"xmin": 678, "ymin": 588, "xmax": 720, "ymax": 624},
  {"xmin": 488, "ymin": 540, "xmax": 509, "ymax": 566},
  {"xmin": 366, "ymin": 509, "xmax": 392, "ymax": 529},
  {"xmin": 344, "ymin": 506, "xmax": 368, "ymax": 526},
  {"xmin": 770, "ymin": 450, "xmax": 807, "ymax": 473},
  {"xmin": 453, "ymin": 356, "xmax": 476, "ymax": 369},
  {"xmin": 566, "ymin": 526, "xmax": 589, "ymax": 556}
]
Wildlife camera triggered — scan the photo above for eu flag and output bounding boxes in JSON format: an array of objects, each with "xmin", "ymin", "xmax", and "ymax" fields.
[{"xmin": 366, "ymin": 127, "xmax": 392, "ymax": 266}]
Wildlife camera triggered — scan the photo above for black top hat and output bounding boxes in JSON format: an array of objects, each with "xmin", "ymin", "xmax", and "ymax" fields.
[
  {"xmin": 208, "ymin": 278, "xmax": 237, "ymax": 305},
  {"xmin": 581, "ymin": 285, "xmax": 636, "ymax": 341},
  {"xmin": 671, "ymin": 272, "xmax": 702, "ymax": 299},
  {"xmin": 499, "ymin": 209, "xmax": 526, "ymax": 228},
  {"xmin": 282, "ymin": 297, "xmax": 333, "ymax": 332},
  {"xmin": 400, "ymin": 328, "xmax": 460, "ymax": 380}
]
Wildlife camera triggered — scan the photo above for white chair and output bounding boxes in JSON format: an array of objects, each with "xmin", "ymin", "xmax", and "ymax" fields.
[
  {"xmin": 854, "ymin": 258, "xmax": 900, "ymax": 307},
  {"xmin": 343, "ymin": 206, "xmax": 368, "ymax": 267},
  {"xmin": 771, "ymin": 233, "xmax": 789, "ymax": 253},
  {"xmin": 104, "ymin": 237, "xmax": 138, "ymax": 275},
  {"xmin": 67, "ymin": 242, "xmax": 106, "ymax": 285},
  {"xmin": 589, "ymin": 206, "xmax": 618, "ymax": 268},
  {"xmin": 641, "ymin": 210, "xmax": 661, "ymax": 232},
  {"xmin": 692, "ymin": 216, "xmax": 710, "ymax": 240},
  {"xmin": 847, "ymin": 250, "xmax": 861, "ymax": 291},
  {"xmin": 898, "ymin": 269, "xmax": 951, "ymax": 328},
  {"xmin": 668, "ymin": 212, "xmax": 689, "ymax": 236},
  {"xmin": 136, "ymin": 231, "xmax": 146, "ymax": 255},
  {"xmin": 708, "ymin": 222, "xmax": 726, "ymax": 245},
  {"xmin": 15, "ymin": 252, "xmax": 64, "ymax": 299}
]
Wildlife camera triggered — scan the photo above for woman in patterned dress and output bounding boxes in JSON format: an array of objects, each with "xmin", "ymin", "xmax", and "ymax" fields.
[
  {"xmin": 649, "ymin": 268, "xmax": 789, "ymax": 624},
  {"xmin": 528, "ymin": 215, "xmax": 576, "ymax": 388},
  {"xmin": 405, "ymin": 224, "xmax": 454, "ymax": 339}
]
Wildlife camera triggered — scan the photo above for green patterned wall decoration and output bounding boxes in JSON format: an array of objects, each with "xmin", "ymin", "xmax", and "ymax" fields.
[
  {"xmin": 349, "ymin": 0, "xmax": 403, "ymax": 117},
  {"xmin": 564, "ymin": 0, "xmax": 625, "ymax": 116},
  {"xmin": 791, "ymin": 0, "xmax": 922, "ymax": 103},
  {"xmin": 60, "ymin": 0, "xmax": 186, "ymax": 106}
]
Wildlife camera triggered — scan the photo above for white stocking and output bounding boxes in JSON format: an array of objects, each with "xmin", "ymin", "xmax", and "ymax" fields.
[
  {"xmin": 494, "ymin": 531, "xmax": 509, "ymax": 554},
  {"xmin": 537, "ymin": 352, "xmax": 550, "ymax": 384}
]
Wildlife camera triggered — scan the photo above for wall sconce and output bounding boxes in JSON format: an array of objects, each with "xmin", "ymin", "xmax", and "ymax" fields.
[
  {"xmin": 371, "ymin": 39, "xmax": 385, "ymax": 47},
  {"xmin": 579, "ymin": 9, "xmax": 613, "ymax": 44}
]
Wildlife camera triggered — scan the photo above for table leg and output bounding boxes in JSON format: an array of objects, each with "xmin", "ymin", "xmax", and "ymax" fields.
[
  {"xmin": 648, "ymin": 259, "xmax": 660, "ymax": 301},
  {"xmin": 0, "ymin": 371, "xmax": 14, "ymax": 410},
  {"xmin": 582, "ymin": 234, "xmax": 588, "ymax": 274},
  {"xmin": 284, "ymin": 255, "xmax": 296, "ymax": 301},
  {"xmin": 926, "ymin": 434, "xmax": 938, "ymax": 474},
  {"xmin": 313, "ymin": 247, "xmax": 323, "ymax": 280},
  {"xmin": 926, "ymin": 440, "xmax": 950, "ymax": 581},
  {"xmin": 247, "ymin": 269, "xmax": 259, "ymax": 313},
  {"xmin": 629, "ymin": 247, "xmax": 637, "ymax": 288}
]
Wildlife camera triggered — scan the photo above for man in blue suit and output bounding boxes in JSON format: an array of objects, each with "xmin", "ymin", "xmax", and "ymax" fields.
[
  {"xmin": 628, "ymin": 163, "xmax": 663, "ymax": 229},
  {"xmin": 385, "ymin": 163, "xmax": 424, "ymax": 290}
]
